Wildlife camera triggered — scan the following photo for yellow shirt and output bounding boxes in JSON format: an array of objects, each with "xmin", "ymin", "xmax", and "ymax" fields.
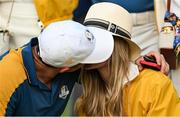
[
  {"xmin": 33, "ymin": 0, "xmax": 78, "ymax": 27},
  {"xmin": 123, "ymin": 69, "xmax": 180, "ymax": 116}
]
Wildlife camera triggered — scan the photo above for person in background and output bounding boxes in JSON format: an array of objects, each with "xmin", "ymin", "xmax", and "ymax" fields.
[
  {"xmin": 0, "ymin": 0, "xmax": 40, "ymax": 51},
  {"xmin": 33, "ymin": 0, "xmax": 78, "ymax": 27},
  {"xmin": 0, "ymin": 0, "xmax": 78, "ymax": 54},
  {"xmin": 155, "ymin": 0, "xmax": 180, "ymax": 95},
  {"xmin": 73, "ymin": 0, "xmax": 92, "ymax": 23}
]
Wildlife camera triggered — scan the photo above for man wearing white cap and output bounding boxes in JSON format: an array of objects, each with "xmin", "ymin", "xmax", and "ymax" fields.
[
  {"xmin": 0, "ymin": 20, "xmax": 92, "ymax": 116},
  {"xmin": 0, "ymin": 20, "xmax": 168, "ymax": 115}
]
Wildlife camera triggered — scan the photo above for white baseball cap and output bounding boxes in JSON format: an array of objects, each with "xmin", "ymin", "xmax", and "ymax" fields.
[{"xmin": 38, "ymin": 20, "xmax": 114, "ymax": 67}]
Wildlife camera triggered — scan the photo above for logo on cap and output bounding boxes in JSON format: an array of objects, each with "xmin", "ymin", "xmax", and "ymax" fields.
[{"xmin": 85, "ymin": 30, "xmax": 94, "ymax": 42}]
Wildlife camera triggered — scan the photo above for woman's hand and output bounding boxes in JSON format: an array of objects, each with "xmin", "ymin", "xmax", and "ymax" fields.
[{"xmin": 135, "ymin": 51, "xmax": 169, "ymax": 75}]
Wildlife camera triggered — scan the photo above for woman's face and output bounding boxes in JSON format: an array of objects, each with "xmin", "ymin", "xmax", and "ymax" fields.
[
  {"xmin": 83, "ymin": 61, "xmax": 108, "ymax": 70},
  {"xmin": 84, "ymin": 61, "xmax": 110, "ymax": 81}
]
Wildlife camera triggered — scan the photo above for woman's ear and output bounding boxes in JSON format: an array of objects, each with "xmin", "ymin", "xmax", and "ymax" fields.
[{"xmin": 58, "ymin": 67, "xmax": 70, "ymax": 73}]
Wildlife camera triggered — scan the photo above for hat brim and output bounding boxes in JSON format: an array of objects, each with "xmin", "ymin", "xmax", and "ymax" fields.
[
  {"xmin": 113, "ymin": 33, "xmax": 141, "ymax": 61},
  {"xmin": 81, "ymin": 27, "xmax": 114, "ymax": 64}
]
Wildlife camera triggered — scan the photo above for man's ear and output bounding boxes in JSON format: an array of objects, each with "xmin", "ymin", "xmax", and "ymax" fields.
[{"xmin": 58, "ymin": 67, "xmax": 70, "ymax": 73}]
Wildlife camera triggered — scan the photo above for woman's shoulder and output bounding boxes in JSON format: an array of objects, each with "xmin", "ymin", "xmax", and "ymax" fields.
[
  {"xmin": 124, "ymin": 69, "xmax": 173, "ymax": 100},
  {"xmin": 139, "ymin": 68, "xmax": 168, "ymax": 79},
  {"xmin": 135, "ymin": 68, "xmax": 171, "ymax": 87}
]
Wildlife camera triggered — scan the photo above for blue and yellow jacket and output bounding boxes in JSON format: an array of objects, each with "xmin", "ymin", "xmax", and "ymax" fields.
[{"xmin": 0, "ymin": 38, "xmax": 80, "ymax": 116}]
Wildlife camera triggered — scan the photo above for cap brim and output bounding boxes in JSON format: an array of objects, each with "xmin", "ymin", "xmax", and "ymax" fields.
[{"xmin": 81, "ymin": 27, "xmax": 114, "ymax": 64}]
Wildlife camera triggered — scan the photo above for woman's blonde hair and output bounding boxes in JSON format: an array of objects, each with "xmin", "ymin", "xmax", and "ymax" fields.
[{"xmin": 75, "ymin": 36, "xmax": 131, "ymax": 116}]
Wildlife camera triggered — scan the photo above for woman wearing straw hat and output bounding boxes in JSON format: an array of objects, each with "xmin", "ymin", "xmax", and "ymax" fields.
[
  {"xmin": 74, "ymin": 0, "xmax": 170, "ymax": 74},
  {"xmin": 75, "ymin": 2, "xmax": 180, "ymax": 116},
  {"xmin": 75, "ymin": 0, "xmax": 158, "ymax": 55}
]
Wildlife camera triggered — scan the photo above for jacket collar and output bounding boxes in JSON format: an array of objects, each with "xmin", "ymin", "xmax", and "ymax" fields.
[{"xmin": 22, "ymin": 38, "xmax": 39, "ymax": 86}]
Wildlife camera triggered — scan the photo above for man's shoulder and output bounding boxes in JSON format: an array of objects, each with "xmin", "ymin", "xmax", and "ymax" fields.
[{"xmin": 0, "ymin": 48, "xmax": 26, "ymax": 78}]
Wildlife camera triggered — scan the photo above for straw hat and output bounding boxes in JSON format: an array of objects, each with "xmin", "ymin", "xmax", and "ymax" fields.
[{"xmin": 84, "ymin": 2, "xmax": 141, "ymax": 61}]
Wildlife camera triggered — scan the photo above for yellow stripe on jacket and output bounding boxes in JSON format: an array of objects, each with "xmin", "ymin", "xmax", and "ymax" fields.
[{"xmin": 0, "ymin": 49, "xmax": 27, "ymax": 115}]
